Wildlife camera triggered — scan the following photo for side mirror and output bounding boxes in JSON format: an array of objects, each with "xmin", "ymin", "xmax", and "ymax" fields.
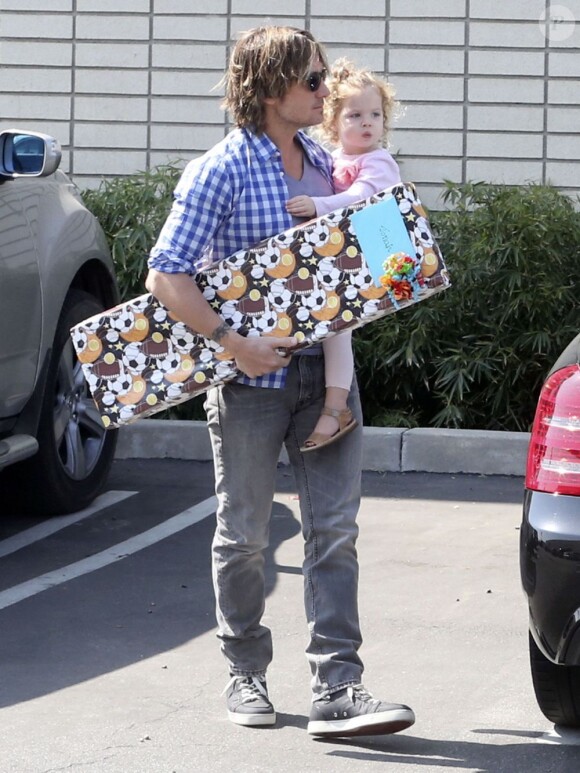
[{"xmin": 0, "ymin": 129, "xmax": 62, "ymax": 178}]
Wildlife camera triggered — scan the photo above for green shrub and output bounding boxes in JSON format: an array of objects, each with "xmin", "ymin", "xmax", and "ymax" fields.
[
  {"xmin": 83, "ymin": 171, "xmax": 579, "ymax": 430},
  {"xmin": 82, "ymin": 161, "xmax": 183, "ymax": 299},
  {"xmin": 354, "ymin": 181, "xmax": 580, "ymax": 431}
]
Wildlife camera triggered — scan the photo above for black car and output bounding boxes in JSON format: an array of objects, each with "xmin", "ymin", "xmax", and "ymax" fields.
[
  {"xmin": 0, "ymin": 129, "xmax": 119, "ymax": 516},
  {"xmin": 520, "ymin": 332, "xmax": 580, "ymax": 726}
]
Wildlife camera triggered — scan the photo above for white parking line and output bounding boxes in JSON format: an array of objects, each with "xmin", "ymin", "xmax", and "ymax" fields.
[
  {"xmin": 0, "ymin": 490, "xmax": 137, "ymax": 559},
  {"xmin": 0, "ymin": 495, "xmax": 217, "ymax": 612}
]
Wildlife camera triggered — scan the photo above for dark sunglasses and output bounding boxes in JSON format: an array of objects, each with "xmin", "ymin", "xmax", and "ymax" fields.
[{"xmin": 305, "ymin": 68, "xmax": 327, "ymax": 92}]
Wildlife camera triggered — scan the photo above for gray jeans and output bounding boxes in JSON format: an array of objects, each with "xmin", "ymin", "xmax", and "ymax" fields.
[{"xmin": 204, "ymin": 354, "xmax": 364, "ymax": 698}]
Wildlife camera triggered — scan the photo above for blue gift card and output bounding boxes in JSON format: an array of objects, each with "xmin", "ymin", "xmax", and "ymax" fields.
[{"xmin": 350, "ymin": 197, "xmax": 416, "ymax": 286}]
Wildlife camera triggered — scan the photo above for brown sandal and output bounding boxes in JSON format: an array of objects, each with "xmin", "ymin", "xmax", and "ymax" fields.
[{"xmin": 300, "ymin": 407, "xmax": 358, "ymax": 453}]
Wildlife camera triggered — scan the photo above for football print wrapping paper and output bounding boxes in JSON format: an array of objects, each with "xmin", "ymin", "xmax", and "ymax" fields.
[{"xmin": 71, "ymin": 183, "xmax": 450, "ymax": 428}]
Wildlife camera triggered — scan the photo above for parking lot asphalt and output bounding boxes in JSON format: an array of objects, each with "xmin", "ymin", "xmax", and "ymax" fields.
[{"xmin": 2, "ymin": 459, "xmax": 580, "ymax": 772}]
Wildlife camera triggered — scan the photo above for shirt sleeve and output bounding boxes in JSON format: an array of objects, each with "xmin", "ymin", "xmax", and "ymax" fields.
[
  {"xmin": 313, "ymin": 150, "xmax": 402, "ymax": 217},
  {"xmin": 148, "ymin": 155, "xmax": 235, "ymax": 275}
]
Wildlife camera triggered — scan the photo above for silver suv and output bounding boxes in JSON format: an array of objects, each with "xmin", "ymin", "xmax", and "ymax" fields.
[{"xmin": 0, "ymin": 129, "xmax": 119, "ymax": 516}]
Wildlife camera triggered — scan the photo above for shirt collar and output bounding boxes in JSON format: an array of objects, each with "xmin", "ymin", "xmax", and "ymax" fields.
[
  {"xmin": 244, "ymin": 128, "xmax": 328, "ymax": 169},
  {"xmin": 244, "ymin": 129, "xmax": 279, "ymax": 163}
]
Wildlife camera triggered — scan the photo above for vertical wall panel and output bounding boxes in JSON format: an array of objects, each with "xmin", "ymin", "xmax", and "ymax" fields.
[{"xmin": 0, "ymin": 2, "xmax": 577, "ymax": 206}]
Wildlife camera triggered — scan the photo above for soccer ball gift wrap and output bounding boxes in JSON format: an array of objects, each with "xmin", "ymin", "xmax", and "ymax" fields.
[{"xmin": 71, "ymin": 183, "xmax": 450, "ymax": 428}]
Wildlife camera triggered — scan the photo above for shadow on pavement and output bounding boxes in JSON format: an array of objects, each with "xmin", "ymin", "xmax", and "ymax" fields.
[
  {"xmin": 0, "ymin": 459, "xmax": 525, "ymax": 712},
  {"xmin": 0, "ymin": 480, "xmax": 301, "ymax": 709},
  {"xmin": 320, "ymin": 730, "xmax": 580, "ymax": 771}
]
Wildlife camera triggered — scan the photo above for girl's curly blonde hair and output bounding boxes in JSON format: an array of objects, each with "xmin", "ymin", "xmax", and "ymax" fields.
[
  {"xmin": 222, "ymin": 26, "xmax": 328, "ymax": 134},
  {"xmin": 320, "ymin": 58, "xmax": 399, "ymax": 147}
]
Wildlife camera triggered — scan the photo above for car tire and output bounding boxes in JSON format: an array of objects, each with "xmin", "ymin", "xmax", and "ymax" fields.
[
  {"xmin": 529, "ymin": 632, "xmax": 580, "ymax": 727},
  {"xmin": 5, "ymin": 290, "xmax": 117, "ymax": 516}
]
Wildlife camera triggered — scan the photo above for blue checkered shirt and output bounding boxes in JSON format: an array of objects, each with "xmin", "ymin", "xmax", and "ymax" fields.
[{"xmin": 148, "ymin": 127, "xmax": 333, "ymax": 388}]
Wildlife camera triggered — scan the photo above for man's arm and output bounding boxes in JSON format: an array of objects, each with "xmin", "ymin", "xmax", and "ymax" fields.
[{"xmin": 145, "ymin": 269, "xmax": 296, "ymax": 379}]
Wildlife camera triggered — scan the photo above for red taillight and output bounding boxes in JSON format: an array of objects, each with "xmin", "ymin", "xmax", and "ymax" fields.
[{"xmin": 526, "ymin": 365, "xmax": 580, "ymax": 495}]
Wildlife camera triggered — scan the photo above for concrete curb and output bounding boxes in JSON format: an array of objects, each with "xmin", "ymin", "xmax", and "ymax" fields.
[{"xmin": 115, "ymin": 420, "xmax": 530, "ymax": 477}]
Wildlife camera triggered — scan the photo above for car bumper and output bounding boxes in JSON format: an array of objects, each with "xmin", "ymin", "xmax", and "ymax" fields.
[{"xmin": 520, "ymin": 488, "xmax": 580, "ymax": 665}]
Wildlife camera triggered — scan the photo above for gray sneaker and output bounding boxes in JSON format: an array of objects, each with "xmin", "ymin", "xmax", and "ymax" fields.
[
  {"xmin": 308, "ymin": 684, "xmax": 415, "ymax": 738},
  {"xmin": 223, "ymin": 675, "xmax": 276, "ymax": 727}
]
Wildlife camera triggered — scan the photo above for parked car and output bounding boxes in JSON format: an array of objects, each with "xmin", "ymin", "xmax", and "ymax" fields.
[
  {"xmin": 0, "ymin": 129, "xmax": 119, "ymax": 516},
  {"xmin": 520, "ymin": 331, "xmax": 580, "ymax": 726}
]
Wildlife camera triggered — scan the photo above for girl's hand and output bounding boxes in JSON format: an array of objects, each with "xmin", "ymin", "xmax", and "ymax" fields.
[{"xmin": 286, "ymin": 195, "xmax": 316, "ymax": 218}]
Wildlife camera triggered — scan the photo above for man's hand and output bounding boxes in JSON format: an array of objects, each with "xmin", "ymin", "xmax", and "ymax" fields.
[
  {"xmin": 227, "ymin": 335, "xmax": 298, "ymax": 379},
  {"xmin": 286, "ymin": 195, "xmax": 316, "ymax": 218}
]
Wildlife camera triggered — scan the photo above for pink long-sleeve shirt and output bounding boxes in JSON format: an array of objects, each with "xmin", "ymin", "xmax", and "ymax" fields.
[{"xmin": 313, "ymin": 147, "xmax": 402, "ymax": 217}]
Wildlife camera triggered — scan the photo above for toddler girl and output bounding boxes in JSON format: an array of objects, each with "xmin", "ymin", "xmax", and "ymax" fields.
[{"xmin": 287, "ymin": 59, "xmax": 401, "ymax": 452}]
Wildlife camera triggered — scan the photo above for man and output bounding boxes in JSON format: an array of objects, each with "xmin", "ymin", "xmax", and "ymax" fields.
[{"xmin": 146, "ymin": 26, "xmax": 415, "ymax": 738}]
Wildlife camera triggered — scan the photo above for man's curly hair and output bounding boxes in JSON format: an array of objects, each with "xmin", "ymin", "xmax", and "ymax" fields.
[{"xmin": 222, "ymin": 26, "xmax": 328, "ymax": 134}]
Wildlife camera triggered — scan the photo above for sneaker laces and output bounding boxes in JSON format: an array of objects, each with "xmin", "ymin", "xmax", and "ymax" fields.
[
  {"xmin": 314, "ymin": 683, "xmax": 378, "ymax": 706},
  {"xmin": 346, "ymin": 684, "xmax": 379, "ymax": 706},
  {"xmin": 222, "ymin": 675, "xmax": 268, "ymax": 705}
]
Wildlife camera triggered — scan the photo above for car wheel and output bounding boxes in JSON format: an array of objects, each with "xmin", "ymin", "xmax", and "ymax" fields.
[
  {"xmin": 529, "ymin": 632, "xmax": 580, "ymax": 727},
  {"xmin": 7, "ymin": 290, "xmax": 117, "ymax": 516}
]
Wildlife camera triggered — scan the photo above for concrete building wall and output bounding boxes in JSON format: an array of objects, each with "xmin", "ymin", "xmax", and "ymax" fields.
[{"xmin": 1, "ymin": 1, "xmax": 578, "ymax": 207}]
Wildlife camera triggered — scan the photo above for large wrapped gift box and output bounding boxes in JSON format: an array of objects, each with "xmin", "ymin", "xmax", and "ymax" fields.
[{"xmin": 71, "ymin": 183, "xmax": 450, "ymax": 428}]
